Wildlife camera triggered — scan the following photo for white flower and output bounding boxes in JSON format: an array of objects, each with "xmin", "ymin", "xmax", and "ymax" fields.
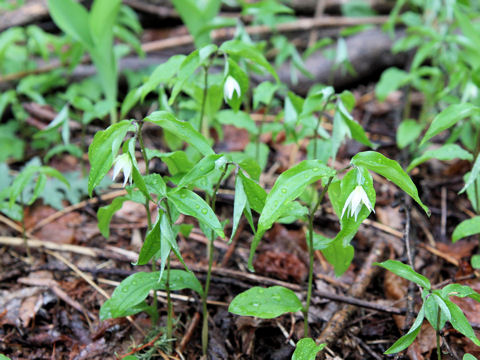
[
  {"xmin": 341, "ymin": 185, "xmax": 374, "ymax": 221},
  {"xmin": 224, "ymin": 75, "xmax": 241, "ymax": 102},
  {"xmin": 112, "ymin": 153, "xmax": 133, "ymax": 187}
]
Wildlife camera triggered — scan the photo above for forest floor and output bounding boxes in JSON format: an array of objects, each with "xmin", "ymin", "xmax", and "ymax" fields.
[{"xmin": 1, "ymin": 1, "xmax": 480, "ymax": 360}]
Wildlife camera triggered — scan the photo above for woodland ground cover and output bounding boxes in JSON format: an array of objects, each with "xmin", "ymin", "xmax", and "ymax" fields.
[{"xmin": 1, "ymin": 1, "xmax": 480, "ymax": 359}]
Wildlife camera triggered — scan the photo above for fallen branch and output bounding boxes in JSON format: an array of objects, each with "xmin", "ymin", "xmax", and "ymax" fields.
[{"xmin": 316, "ymin": 240, "xmax": 387, "ymax": 346}]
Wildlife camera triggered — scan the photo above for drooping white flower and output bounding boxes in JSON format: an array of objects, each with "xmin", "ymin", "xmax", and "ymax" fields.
[
  {"xmin": 112, "ymin": 153, "xmax": 133, "ymax": 187},
  {"xmin": 224, "ymin": 75, "xmax": 241, "ymax": 102},
  {"xmin": 341, "ymin": 185, "xmax": 374, "ymax": 221}
]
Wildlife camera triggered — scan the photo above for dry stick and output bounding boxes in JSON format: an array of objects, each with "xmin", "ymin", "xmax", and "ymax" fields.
[
  {"xmin": 0, "ymin": 16, "xmax": 389, "ymax": 85},
  {"xmin": 17, "ymin": 276, "xmax": 97, "ymax": 321},
  {"xmin": 307, "ymin": 0, "xmax": 327, "ymax": 48},
  {"xmin": 316, "ymin": 240, "xmax": 387, "ymax": 346},
  {"xmin": 220, "ymin": 221, "xmax": 245, "ymax": 267},
  {"xmin": 44, "ymin": 249, "xmax": 146, "ymax": 336},
  {"xmin": 178, "ymin": 312, "xmax": 202, "ymax": 354}
]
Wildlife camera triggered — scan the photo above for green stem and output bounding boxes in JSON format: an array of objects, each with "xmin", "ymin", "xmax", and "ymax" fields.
[
  {"xmin": 199, "ymin": 65, "xmax": 210, "ymax": 137},
  {"xmin": 163, "ymin": 200, "xmax": 175, "ymax": 349},
  {"xmin": 166, "ymin": 256, "xmax": 173, "ymax": 345},
  {"xmin": 80, "ymin": 120, "xmax": 87, "ymax": 178},
  {"xmin": 256, "ymin": 105, "xmax": 269, "ymax": 159},
  {"xmin": 110, "ymin": 107, "xmax": 117, "ymax": 124},
  {"xmin": 303, "ymin": 176, "xmax": 333, "ymax": 336},
  {"xmin": 313, "ymin": 95, "xmax": 334, "ymax": 159},
  {"xmin": 201, "ymin": 163, "xmax": 230, "ymax": 355},
  {"xmin": 436, "ymin": 305, "xmax": 441, "ymax": 360}
]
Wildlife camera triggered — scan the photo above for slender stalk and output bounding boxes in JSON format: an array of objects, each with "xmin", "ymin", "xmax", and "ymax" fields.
[
  {"xmin": 166, "ymin": 256, "xmax": 173, "ymax": 344},
  {"xmin": 436, "ymin": 306, "xmax": 441, "ymax": 360},
  {"xmin": 163, "ymin": 200, "xmax": 175, "ymax": 347},
  {"xmin": 303, "ymin": 176, "xmax": 333, "ymax": 336},
  {"xmin": 80, "ymin": 120, "xmax": 87, "ymax": 177},
  {"xmin": 256, "ymin": 105, "xmax": 269, "ymax": 159},
  {"xmin": 110, "ymin": 107, "xmax": 117, "ymax": 124},
  {"xmin": 199, "ymin": 65, "xmax": 210, "ymax": 137},
  {"xmin": 19, "ymin": 193, "xmax": 31, "ymax": 262},
  {"xmin": 137, "ymin": 121, "xmax": 161, "ymax": 333},
  {"xmin": 313, "ymin": 95, "xmax": 334, "ymax": 159},
  {"xmin": 202, "ymin": 163, "xmax": 231, "ymax": 355}
]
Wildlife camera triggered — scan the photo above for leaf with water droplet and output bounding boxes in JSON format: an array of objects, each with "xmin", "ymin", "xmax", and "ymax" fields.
[
  {"xmin": 292, "ymin": 338, "xmax": 326, "ymax": 360},
  {"xmin": 229, "ymin": 286, "xmax": 303, "ymax": 319},
  {"xmin": 168, "ymin": 188, "xmax": 225, "ymax": 238},
  {"xmin": 100, "ymin": 270, "xmax": 203, "ymax": 320},
  {"xmin": 352, "ymin": 151, "xmax": 430, "ymax": 216},
  {"xmin": 248, "ymin": 160, "xmax": 335, "ymax": 271},
  {"xmin": 88, "ymin": 120, "xmax": 134, "ymax": 196},
  {"xmin": 177, "ymin": 154, "xmax": 222, "ymax": 188},
  {"xmin": 145, "ymin": 111, "xmax": 214, "ymax": 156}
]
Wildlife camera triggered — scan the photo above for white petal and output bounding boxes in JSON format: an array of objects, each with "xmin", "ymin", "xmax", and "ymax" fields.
[{"xmin": 341, "ymin": 190, "xmax": 355, "ymax": 219}]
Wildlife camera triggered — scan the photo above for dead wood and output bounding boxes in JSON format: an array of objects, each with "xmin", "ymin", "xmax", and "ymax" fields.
[
  {"xmin": 0, "ymin": 0, "xmax": 48, "ymax": 32},
  {"xmin": 256, "ymin": 27, "xmax": 407, "ymax": 94},
  {"xmin": 316, "ymin": 240, "xmax": 387, "ymax": 348}
]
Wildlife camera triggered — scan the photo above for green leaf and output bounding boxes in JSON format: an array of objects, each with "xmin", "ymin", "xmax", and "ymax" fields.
[
  {"xmin": 375, "ymin": 260, "xmax": 430, "ymax": 289},
  {"xmin": 228, "ymin": 286, "xmax": 303, "ymax": 319},
  {"xmin": 145, "ymin": 111, "xmax": 214, "ymax": 156},
  {"xmin": 169, "ymin": 49, "xmax": 201, "ymax": 104},
  {"xmin": 444, "ymin": 298, "xmax": 480, "ymax": 346},
  {"xmin": 352, "ymin": 151, "xmax": 430, "ymax": 215},
  {"xmin": 337, "ymin": 100, "xmax": 374, "ymax": 148},
  {"xmin": 159, "ymin": 211, "xmax": 188, "ymax": 275},
  {"xmin": 421, "ymin": 104, "xmax": 480, "ymax": 146},
  {"xmin": 321, "ymin": 240, "xmax": 354, "ymax": 277},
  {"xmin": 385, "ymin": 302, "xmax": 425, "ymax": 354},
  {"xmin": 220, "ymin": 40, "xmax": 279, "ymax": 82},
  {"xmin": 463, "ymin": 354, "xmax": 478, "ymax": 360},
  {"xmin": 452, "ymin": 217, "xmax": 480, "ymax": 242},
  {"xmin": 397, "ymin": 120, "xmax": 423, "ymax": 149},
  {"xmin": 136, "ymin": 217, "xmax": 161, "ymax": 266},
  {"xmin": 249, "ymin": 161, "xmax": 335, "ymax": 270},
  {"xmin": 0, "ymin": 355, "xmax": 11, "ymax": 360},
  {"xmin": 47, "ymin": 0, "xmax": 93, "ymax": 47},
  {"xmin": 471, "ymin": 255, "xmax": 480, "ymax": 270},
  {"xmin": 253, "ymin": 81, "xmax": 278, "ymax": 109},
  {"xmin": 424, "ymin": 293, "xmax": 449, "ymax": 330},
  {"xmin": 9, "ymin": 166, "xmax": 68, "ymax": 207},
  {"xmin": 144, "ymin": 174, "xmax": 167, "ymax": 198},
  {"xmin": 216, "ymin": 110, "xmax": 258, "ymax": 135},
  {"xmin": 442, "ymin": 284, "xmax": 480, "ymax": 303},
  {"xmin": 168, "ymin": 188, "xmax": 224, "ymax": 238},
  {"xmin": 407, "ymin": 144, "xmax": 473, "ymax": 172},
  {"xmin": 97, "ymin": 196, "xmax": 128, "ymax": 238},
  {"xmin": 292, "ymin": 338, "xmax": 326, "ymax": 360},
  {"xmin": 88, "ymin": 120, "xmax": 133, "ymax": 196},
  {"xmin": 100, "ymin": 270, "xmax": 203, "ymax": 320},
  {"xmin": 460, "ymin": 155, "xmax": 480, "ymax": 194},
  {"xmin": 375, "ymin": 67, "xmax": 409, "ymax": 102},
  {"xmin": 231, "ymin": 174, "xmax": 247, "ymax": 241},
  {"xmin": 89, "ymin": 0, "xmax": 121, "ymax": 47},
  {"xmin": 177, "ymin": 154, "xmax": 223, "ymax": 188},
  {"xmin": 239, "ymin": 171, "xmax": 266, "ymax": 213}
]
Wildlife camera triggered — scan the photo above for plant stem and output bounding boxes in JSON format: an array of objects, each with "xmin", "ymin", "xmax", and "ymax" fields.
[
  {"xmin": 436, "ymin": 305, "xmax": 441, "ymax": 360},
  {"xmin": 199, "ymin": 65, "xmax": 210, "ymax": 137},
  {"xmin": 256, "ymin": 105, "xmax": 269, "ymax": 159},
  {"xmin": 163, "ymin": 200, "xmax": 175, "ymax": 349},
  {"xmin": 313, "ymin": 95, "xmax": 334, "ymax": 159},
  {"xmin": 201, "ymin": 163, "xmax": 230, "ymax": 355},
  {"xmin": 166, "ymin": 256, "xmax": 173, "ymax": 343},
  {"xmin": 137, "ymin": 121, "xmax": 161, "ymax": 332},
  {"xmin": 110, "ymin": 107, "xmax": 117, "ymax": 124},
  {"xmin": 303, "ymin": 176, "xmax": 333, "ymax": 336}
]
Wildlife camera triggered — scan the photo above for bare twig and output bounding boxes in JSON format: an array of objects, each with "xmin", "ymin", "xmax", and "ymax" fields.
[{"xmin": 316, "ymin": 240, "xmax": 387, "ymax": 346}]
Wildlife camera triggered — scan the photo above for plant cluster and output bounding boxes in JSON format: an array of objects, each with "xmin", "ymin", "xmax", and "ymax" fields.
[{"xmin": 2, "ymin": 0, "xmax": 480, "ymax": 359}]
